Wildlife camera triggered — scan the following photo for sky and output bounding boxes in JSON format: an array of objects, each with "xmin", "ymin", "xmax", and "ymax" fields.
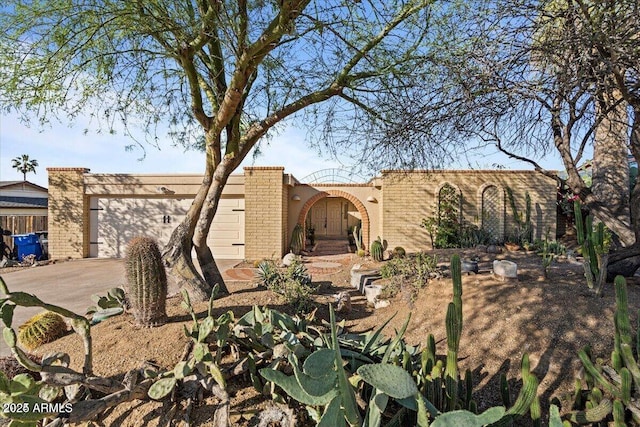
[
  {"xmin": 0, "ymin": 111, "xmax": 351, "ymax": 188},
  {"xmin": 0, "ymin": 110, "xmax": 567, "ymax": 189}
]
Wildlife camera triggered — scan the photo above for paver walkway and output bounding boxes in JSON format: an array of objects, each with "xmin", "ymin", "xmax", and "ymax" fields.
[{"xmin": 304, "ymin": 237, "xmax": 353, "ymax": 275}]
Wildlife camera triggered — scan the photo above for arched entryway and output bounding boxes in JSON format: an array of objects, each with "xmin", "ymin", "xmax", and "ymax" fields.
[{"xmin": 297, "ymin": 190, "xmax": 370, "ymax": 250}]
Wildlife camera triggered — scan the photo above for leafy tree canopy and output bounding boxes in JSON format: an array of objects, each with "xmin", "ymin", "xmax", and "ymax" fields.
[{"xmin": 0, "ymin": 0, "xmax": 436, "ymax": 161}]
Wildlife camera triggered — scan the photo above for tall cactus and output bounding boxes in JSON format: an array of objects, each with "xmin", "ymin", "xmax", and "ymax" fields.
[
  {"xmin": 125, "ymin": 236, "xmax": 168, "ymax": 327},
  {"xmin": 352, "ymin": 225, "xmax": 363, "ymax": 252},
  {"xmin": 569, "ymin": 276, "xmax": 640, "ymax": 424},
  {"xmin": 506, "ymin": 187, "xmax": 532, "ymax": 244},
  {"xmin": 444, "ymin": 254, "xmax": 463, "ymax": 411},
  {"xmin": 573, "ymin": 200, "xmax": 608, "ymax": 294},
  {"xmin": 290, "ymin": 223, "xmax": 305, "ymax": 255}
]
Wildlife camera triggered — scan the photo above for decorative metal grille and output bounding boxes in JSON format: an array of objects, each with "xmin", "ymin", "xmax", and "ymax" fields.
[
  {"xmin": 482, "ymin": 185, "xmax": 502, "ymax": 241},
  {"xmin": 438, "ymin": 183, "xmax": 461, "ymax": 223},
  {"xmin": 300, "ymin": 168, "xmax": 367, "ymax": 184}
]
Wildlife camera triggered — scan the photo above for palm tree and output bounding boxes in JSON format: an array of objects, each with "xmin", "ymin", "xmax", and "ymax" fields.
[{"xmin": 11, "ymin": 155, "xmax": 39, "ymax": 181}]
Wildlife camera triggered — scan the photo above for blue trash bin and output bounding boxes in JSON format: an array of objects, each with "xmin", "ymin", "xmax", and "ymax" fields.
[{"xmin": 13, "ymin": 233, "xmax": 43, "ymax": 261}]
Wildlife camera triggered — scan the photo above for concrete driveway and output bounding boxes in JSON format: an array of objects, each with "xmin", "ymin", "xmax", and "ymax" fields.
[{"xmin": 0, "ymin": 258, "xmax": 238, "ymax": 357}]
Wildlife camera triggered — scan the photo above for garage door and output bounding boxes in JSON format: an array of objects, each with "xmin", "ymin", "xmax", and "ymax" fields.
[{"xmin": 90, "ymin": 197, "xmax": 245, "ymax": 259}]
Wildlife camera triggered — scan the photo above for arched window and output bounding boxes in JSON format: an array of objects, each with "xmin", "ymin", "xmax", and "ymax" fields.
[{"xmin": 481, "ymin": 185, "xmax": 503, "ymax": 242}]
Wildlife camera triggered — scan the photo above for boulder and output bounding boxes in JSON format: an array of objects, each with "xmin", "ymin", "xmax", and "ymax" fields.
[
  {"xmin": 493, "ymin": 260, "xmax": 518, "ymax": 281},
  {"xmin": 487, "ymin": 245, "xmax": 502, "ymax": 254},
  {"xmin": 461, "ymin": 260, "xmax": 479, "ymax": 274},
  {"xmin": 335, "ymin": 291, "xmax": 352, "ymax": 314}
]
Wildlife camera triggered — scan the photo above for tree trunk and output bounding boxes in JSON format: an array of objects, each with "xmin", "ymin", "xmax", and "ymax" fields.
[
  {"xmin": 193, "ymin": 160, "xmax": 234, "ymax": 296},
  {"xmin": 630, "ymin": 108, "xmax": 640, "ymax": 243},
  {"xmin": 607, "ymin": 244, "xmax": 640, "ymax": 281},
  {"xmin": 591, "ymin": 87, "xmax": 633, "ymax": 246},
  {"xmin": 162, "ymin": 166, "xmax": 214, "ymax": 302},
  {"xmin": 582, "ymin": 195, "xmax": 636, "ymax": 247},
  {"xmin": 193, "ymin": 156, "xmax": 240, "ymax": 295}
]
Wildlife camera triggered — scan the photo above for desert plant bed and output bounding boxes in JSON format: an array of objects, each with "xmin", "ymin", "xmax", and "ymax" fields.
[{"xmin": 1, "ymin": 248, "xmax": 639, "ymax": 426}]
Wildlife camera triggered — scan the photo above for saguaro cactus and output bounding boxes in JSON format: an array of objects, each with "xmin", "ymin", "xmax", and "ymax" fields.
[
  {"xmin": 125, "ymin": 236, "xmax": 168, "ymax": 327},
  {"xmin": 444, "ymin": 254, "xmax": 463, "ymax": 410}
]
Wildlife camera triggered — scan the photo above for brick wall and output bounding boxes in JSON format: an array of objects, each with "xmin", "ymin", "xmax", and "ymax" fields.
[
  {"xmin": 381, "ymin": 170, "xmax": 557, "ymax": 252},
  {"xmin": 47, "ymin": 168, "xmax": 90, "ymax": 259},
  {"xmin": 244, "ymin": 167, "xmax": 286, "ymax": 260}
]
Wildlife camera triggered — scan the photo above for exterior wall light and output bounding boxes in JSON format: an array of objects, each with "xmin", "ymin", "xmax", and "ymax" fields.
[
  {"xmin": 156, "ymin": 186, "xmax": 175, "ymax": 195},
  {"xmin": 366, "ymin": 196, "xmax": 377, "ymax": 203},
  {"xmin": 291, "ymin": 195, "xmax": 301, "ymax": 201}
]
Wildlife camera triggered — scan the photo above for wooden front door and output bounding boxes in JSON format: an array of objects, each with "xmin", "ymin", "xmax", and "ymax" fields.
[
  {"xmin": 326, "ymin": 199, "xmax": 343, "ymax": 236},
  {"xmin": 310, "ymin": 199, "xmax": 346, "ymax": 237}
]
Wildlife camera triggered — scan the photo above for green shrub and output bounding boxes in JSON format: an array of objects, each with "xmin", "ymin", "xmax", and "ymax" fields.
[
  {"xmin": 422, "ymin": 202, "xmax": 493, "ymax": 249},
  {"xmin": 457, "ymin": 222, "xmax": 494, "ymax": 248},
  {"xmin": 256, "ymin": 259, "xmax": 316, "ymax": 312},
  {"xmin": 533, "ymin": 238, "xmax": 566, "ymax": 256},
  {"xmin": 380, "ymin": 252, "xmax": 438, "ymax": 300}
]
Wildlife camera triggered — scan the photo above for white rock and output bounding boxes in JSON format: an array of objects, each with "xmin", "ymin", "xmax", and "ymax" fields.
[
  {"xmin": 374, "ymin": 300, "xmax": 390, "ymax": 309},
  {"xmin": 364, "ymin": 284, "xmax": 383, "ymax": 304},
  {"xmin": 493, "ymin": 260, "xmax": 518, "ymax": 280},
  {"xmin": 282, "ymin": 252, "xmax": 297, "ymax": 266}
]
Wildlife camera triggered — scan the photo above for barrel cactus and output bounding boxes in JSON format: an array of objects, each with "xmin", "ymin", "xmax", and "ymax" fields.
[
  {"xmin": 392, "ymin": 246, "xmax": 406, "ymax": 258},
  {"xmin": 125, "ymin": 236, "xmax": 168, "ymax": 327},
  {"xmin": 370, "ymin": 239, "xmax": 384, "ymax": 262},
  {"xmin": 18, "ymin": 311, "xmax": 67, "ymax": 350}
]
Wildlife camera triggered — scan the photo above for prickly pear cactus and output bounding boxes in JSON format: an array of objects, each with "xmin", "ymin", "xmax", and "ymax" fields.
[
  {"xmin": 124, "ymin": 236, "xmax": 168, "ymax": 327},
  {"xmin": 17, "ymin": 311, "xmax": 67, "ymax": 350},
  {"xmin": 370, "ymin": 239, "xmax": 384, "ymax": 262},
  {"xmin": 357, "ymin": 363, "xmax": 419, "ymax": 399}
]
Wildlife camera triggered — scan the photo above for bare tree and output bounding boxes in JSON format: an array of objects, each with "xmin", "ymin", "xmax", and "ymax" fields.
[{"xmin": 350, "ymin": 0, "xmax": 640, "ymax": 276}]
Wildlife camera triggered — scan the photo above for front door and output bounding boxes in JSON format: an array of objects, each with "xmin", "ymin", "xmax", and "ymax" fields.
[
  {"xmin": 326, "ymin": 200, "xmax": 343, "ymax": 236},
  {"xmin": 310, "ymin": 199, "xmax": 346, "ymax": 237}
]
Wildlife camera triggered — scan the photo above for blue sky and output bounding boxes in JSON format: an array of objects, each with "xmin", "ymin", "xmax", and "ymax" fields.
[
  {"xmin": 0, "ymin": 110, "xmax": 566, "ymax": 188},
  {"xmin": 0, "ymin": 111, "xmax": 351, "ymax": 187}
]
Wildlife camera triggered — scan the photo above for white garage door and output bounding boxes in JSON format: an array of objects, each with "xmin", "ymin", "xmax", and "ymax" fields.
[{"xmin": 90, "ymin": 197, "xmax": 245, "ymax": 259}]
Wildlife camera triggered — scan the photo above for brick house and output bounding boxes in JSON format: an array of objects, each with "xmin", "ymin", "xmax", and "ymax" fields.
[{"xmin": 46, "ymin": 167, "xmax": 557, "ymax": 260}]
